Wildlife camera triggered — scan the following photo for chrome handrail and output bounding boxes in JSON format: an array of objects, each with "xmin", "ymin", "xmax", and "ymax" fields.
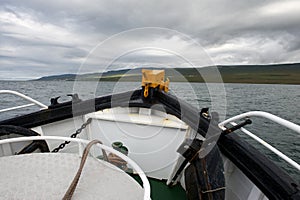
[
  {"xmin": 0, "ymin": 90, "xmax": 47, "ymax": 114},
  {"xmin": 219, "ymin": 111, "xmax": 300, "ymax": 171},
  {"xmin": 219, "ymin": 111, "xmax": 300, "ymax": 134}
]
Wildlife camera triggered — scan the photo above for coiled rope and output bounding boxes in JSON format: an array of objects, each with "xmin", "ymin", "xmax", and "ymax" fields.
[{"xmin": 62, "ymin": 140, "xmax": 108, "ymax": 200}]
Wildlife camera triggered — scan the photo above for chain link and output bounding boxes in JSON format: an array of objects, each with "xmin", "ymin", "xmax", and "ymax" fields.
[{"xmin": 51, "ymin": 118, "xmax": 92, "ymax": 153}]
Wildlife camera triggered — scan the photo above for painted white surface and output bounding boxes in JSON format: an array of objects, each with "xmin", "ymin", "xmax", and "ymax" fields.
[
  {"xmin": 0, "ymin": 91, "xmax": 283, "ymax": 200},
  {"xmin": 222, "ymin": 155, "xmax": 268, "ymax": 200},
  {"xmin": 33, "ymin": 107, "xmax": 188, "ymax": 180},
  {"xmin": 91, "ymin": 107, "xmax": 188, "ymax": 129},
  {"xmin": 0, "ymin": 134, "xmax": 33, "ymax": 156},
  {"xmin": 86, "ymin": 107, "xmax": 188, "ymax": 179},
  {"xmin": 1, "ymin": 107, "xmax": 275, "ymax": 200},
  {"xmin": 40, "ymin": 116, "xmax": 87, "ymax": 153},
  {"xmin": 0, "ymin": 136, "xmax": 151, "ymax": 200},
  {"xmin": 0, "ymin": 153, "xmax": 144, "ymax": 200}
]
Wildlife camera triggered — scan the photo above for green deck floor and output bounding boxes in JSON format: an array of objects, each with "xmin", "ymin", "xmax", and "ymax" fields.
[{"xmin": 131, "ymin": 174, "xmax": 187, "ymax": 200}]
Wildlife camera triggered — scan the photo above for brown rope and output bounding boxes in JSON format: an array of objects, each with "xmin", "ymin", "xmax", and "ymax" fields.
[
  {"xmin": 62, "ymin": 140, "xmax": 108, "ymax": 200},
  {"xmin": 107, "ymin": 153, "xmax": 128, "ymax": 171}
]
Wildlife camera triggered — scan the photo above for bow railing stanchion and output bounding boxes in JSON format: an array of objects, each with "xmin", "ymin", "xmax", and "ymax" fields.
[
  {"xmin": 219, "ymin": 111, "xmax": 300, "ymax": 134},
  {"xmin": 219, "ymin": 111, "xmax": 300, "ymax": 171},
  {"xmin": 0, "ymin": 90, "xmax": 47, "ymax": 114}
]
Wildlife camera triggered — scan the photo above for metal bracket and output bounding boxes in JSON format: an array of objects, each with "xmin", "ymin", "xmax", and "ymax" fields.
[
  {"xmin": 141, "ymin": 69, "xmax": 169, "ymax": 98},
  {"xmin": 222, "ymin": 118, "xmax": 252, "ymax": 135}
]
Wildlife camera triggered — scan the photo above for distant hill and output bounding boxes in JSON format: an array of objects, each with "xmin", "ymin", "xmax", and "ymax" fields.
[
  {"xmin": 35, "ymin": 74, "xmax": 77, "ymax": 81},
  {"xmin": 35, "ymin": 63, "xmax": 300, "ymax": 84}
]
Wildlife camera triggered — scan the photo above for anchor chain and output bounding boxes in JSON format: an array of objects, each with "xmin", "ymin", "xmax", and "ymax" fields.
[{"xmin": 51, "ymin": 118, "xmax": 92, "ymax": 153}]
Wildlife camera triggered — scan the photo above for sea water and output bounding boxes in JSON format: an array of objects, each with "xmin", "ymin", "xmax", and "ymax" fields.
[{"xmin": 0, "ymin": 80, "xmax": 299, "ymax": 182}]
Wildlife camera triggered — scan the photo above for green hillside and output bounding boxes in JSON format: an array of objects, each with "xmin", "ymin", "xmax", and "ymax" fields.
[{"xmin": 35, "ymin": 63, "xmax": 300, "ymax": 84}]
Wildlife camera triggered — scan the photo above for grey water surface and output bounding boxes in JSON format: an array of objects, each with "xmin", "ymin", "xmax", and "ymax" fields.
[{"xmin": 0, "ymin": 81, "xmax": 299, "ymax": 182}]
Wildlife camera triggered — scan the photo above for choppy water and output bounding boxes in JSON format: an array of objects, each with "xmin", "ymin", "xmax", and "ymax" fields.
[{"xmin": 0, "ymin": 81, "xmax": 299, "ymax": 182}]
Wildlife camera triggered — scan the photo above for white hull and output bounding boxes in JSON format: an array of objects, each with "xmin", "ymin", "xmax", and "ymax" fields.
[
  {"xmin": 0, "ymin": 89, "xmax": 299, "ymax": 199},
  {"xmin": 23, "ymin": 107, "xmax": 267, "ymax": 200}
]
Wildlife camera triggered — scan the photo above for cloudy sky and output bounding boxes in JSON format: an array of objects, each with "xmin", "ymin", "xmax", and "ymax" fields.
[{"xmin": 1, "ymin": 0, "xmax": 300, "ymax": 80}]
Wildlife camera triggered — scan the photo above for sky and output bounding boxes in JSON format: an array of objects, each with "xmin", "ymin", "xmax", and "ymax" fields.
[{"xmin": 1, "ymin": 0, "xmax": 300, "ymax": 80}]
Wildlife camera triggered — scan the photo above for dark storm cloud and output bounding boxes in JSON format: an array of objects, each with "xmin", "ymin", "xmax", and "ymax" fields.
[{"xmin": 1, "ymin": 0, "xmax": 300, "ymax": 79}]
